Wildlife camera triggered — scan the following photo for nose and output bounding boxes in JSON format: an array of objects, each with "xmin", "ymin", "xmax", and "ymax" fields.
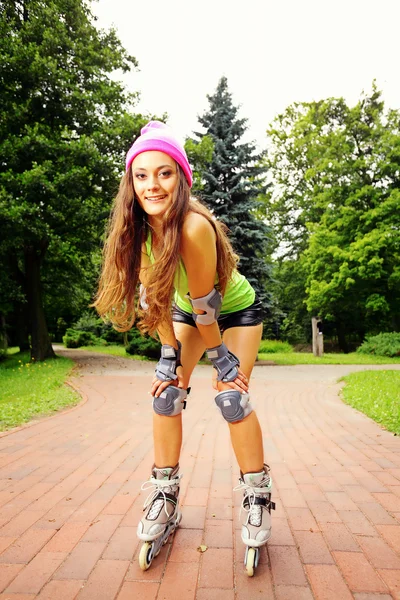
[{"xmin": 147, "ymin": 174, "xmax": 160, "ymax": 191}]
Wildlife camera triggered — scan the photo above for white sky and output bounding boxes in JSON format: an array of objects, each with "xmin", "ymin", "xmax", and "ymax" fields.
[{"xmin": 93, "ymin": 0, "xmax": 400, "ymax": 150}]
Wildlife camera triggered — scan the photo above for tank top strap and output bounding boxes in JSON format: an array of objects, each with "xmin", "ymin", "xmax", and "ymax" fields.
[{"xmin": 145, "ymin": 230, "xmax": 155, "ymax": 264}]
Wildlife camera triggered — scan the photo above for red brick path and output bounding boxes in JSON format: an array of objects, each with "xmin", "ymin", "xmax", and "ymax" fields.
[{"xmin": 0, "ymin": 350, "xmax": 400, "ymax": 599}]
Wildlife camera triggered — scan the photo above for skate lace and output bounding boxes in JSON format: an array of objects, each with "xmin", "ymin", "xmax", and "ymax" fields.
[
  {"xmin": 141, "ymin": 475, "xmax": 182, "ymax": 519},
  {"xmin": 233, "ymin": 475, "xmax": 271, "ymax": 528}
]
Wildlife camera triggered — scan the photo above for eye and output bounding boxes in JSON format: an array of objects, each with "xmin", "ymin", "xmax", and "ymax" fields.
[
  {"xmin": 160, "ymin": 170, "xmax": 172, "ymax": 177},
  {"xmin": 135, "ymin": 173, "xmax": 146, "ymax": 180}
]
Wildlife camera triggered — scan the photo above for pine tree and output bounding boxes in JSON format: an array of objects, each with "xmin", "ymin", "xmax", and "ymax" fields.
[
  {"xmin": 188, "ymin": 77, "xmax": 272, "ymax": 307},
  {"xmin": 188, "ymin": 77, "xmax": 271, "ymax": 308}
]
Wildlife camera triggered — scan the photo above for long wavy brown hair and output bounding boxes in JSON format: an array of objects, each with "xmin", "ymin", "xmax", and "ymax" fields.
[{"xmin": 93, "ymin": 164, "xmax": 238, "ymax": 334}]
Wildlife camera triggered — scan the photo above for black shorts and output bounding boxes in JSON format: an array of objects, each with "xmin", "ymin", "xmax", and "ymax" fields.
[{"xmin": 172, "ymin": 297, "xmax": 264, "ymax": 333}]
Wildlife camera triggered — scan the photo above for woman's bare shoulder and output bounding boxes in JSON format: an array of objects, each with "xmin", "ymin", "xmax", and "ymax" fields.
[{"xmin": 182, "ymin": 211, "xmax": 215, "ymax": 240}]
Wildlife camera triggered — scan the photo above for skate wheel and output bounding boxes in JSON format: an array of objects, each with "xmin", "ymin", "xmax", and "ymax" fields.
[
  {"xmin": 245, "ymin": 547, "xmax": 256, "ymax": 577},
  {"xmin": 139, "ymin": 542, "xmax": 153, "ymax": 571}
]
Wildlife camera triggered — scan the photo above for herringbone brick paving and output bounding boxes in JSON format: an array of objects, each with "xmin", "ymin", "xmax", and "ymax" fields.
[{"xmin": 0, "ymin": 349, "xmax": 399, "ymax": 599}]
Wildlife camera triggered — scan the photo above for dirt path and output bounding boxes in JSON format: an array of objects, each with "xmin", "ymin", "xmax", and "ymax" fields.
[{"xmin": 0, "ymin": 348, "xmax": 399, "ymax": 599}]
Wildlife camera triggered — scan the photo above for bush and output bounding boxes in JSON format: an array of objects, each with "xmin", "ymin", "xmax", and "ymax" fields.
[
  {"xmin": 258, "ymin": 339, "xmax": 293, "ymax": 354},
  {"xmin": 70, "ymin": 312, "xmax": 125, "ymax": 345},
  {"xmin": 71, "ymin": 312, "xmax": 103, "ymax": 337},
  {"xmin": 356, "ymin": 332, "xmax": 400, "ymax": 358},
  {"xmin": 125, "ymin": 329, "xmax": 161, "ymax": 359},
  {"xmin": 63, "ymin": 328, "xmax": 101, "ymax": 348},
  {"xmin": 99, "ymin": 323, "xmax": 125, "ymax": 344}
]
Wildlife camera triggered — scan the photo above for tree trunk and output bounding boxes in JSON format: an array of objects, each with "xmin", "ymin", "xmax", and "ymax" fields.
[
  {"xmin": 391, "ymin": 314, "xmax": 400, "ymax": 332},
  {"xmin": 25, "ymin": 248, "xmax": 55, "ymax": 361},
  {"xmin": 0, "ymin": 313, "xmax": 7, "ymax": 351},
  {"xmin": 311, "ymin": 317, "xmax": 324, "ymax": 357},
  {"xmin": 336, "ymin": 320, "xmax": 349, "ymax": 354},
  {"xmin": 8, "ymin": 253, "xmax": 30, "ymax": 351},
  {"xmin": 15, "ymin": 301, "xmax": 30, "ymax": 352}
]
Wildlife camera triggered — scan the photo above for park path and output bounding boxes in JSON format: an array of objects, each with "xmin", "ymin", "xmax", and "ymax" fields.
[{"xmin": 0, "ymin": 350, "xmax": 400, "ymax": 599}]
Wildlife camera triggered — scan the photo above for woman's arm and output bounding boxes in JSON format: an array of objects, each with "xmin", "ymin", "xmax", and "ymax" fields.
[
  {"xmin": 180, "ymin": 214, "xmax": 222, "ymax": 348},
  {"xmin": 180, "ymin": 213, "xmax": 248, "ymax": 392}
]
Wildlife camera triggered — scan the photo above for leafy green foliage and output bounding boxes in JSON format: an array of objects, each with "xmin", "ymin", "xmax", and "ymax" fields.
[
  {"xmin": 0, "ymin": 0, "xmax": 146, "ymax": 360},
  {"xmin": 71, "ymin": 312, "xmax": 103, "ymax": 335},
  {"xmin": 269, "ymin": 259, "xmax": 310, "ymax": 343},
  {"xmin": 63, "ymin": 310, "xmax": 125, "ymax": 346},
  {"xmin": 356, "ymin": 332, "xmax": 400, "ymax": 357},
  {"xmin": 99, "ymin": 325, "xmax": 126, "ymax": 345},
  {"xmin": 63, "ymin": 310, "xmax": 160, "ymax": 357},
  {"xmin": 184, "ymin": 135, "xmax": 214, "ymax": 192},
  {"xmin": 341, "ymin": 370, "xmax": 400, "ymax": 435},
  {"xmin": 187, "ymin": 77, "xmax": 273, "ymax": 305},
  {"xmin": 264, "ymin": 85, "xmax": 400, "ymax": 349},
  {"xmin": 63, "ymin": 328, "xmax": 103, "ymax": 348},
  {"xmin": 125, "ymin": 329, "xmax": 161, "ymax": 359}
]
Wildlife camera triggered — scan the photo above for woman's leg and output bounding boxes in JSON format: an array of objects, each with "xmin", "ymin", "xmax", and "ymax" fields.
[
  {"xmin": 222, "ymin": 324, "xmax": 264, "ymax": 474},
  {"xmin": 153, "ymin": 323, "xmax": 206, "ymax": 467}
]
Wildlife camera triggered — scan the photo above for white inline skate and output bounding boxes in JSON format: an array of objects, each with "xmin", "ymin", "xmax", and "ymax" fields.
[
  {"xmin": 234, "ymin": 464, "xmax": 275, "ymax": 576},
  {"xmin": 137, "ymin": 464, "xmax": 182, "ymax": 571}
]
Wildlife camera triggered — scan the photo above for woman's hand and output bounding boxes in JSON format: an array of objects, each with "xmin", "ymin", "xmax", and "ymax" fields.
[
  {"xmin": 151, "ymin": 365, "xmax": 185, "ymax": 398},
  {"xmin": 212, "ymin": 366, "xmax": 249, "ymax": 393}
]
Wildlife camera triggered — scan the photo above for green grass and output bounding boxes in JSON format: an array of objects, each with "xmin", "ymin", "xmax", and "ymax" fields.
[
  {"xmin": 74, "ymin": 344, "xmax": 400, "ymax": 366},
  {"xmin": 0, "ymin": 350, "xmax": 80, "ymax": 431},
  {"xmin": 340, "ymin": 370, "xmax": 400, "ymax": 435},
  {"xmin": 257, "ymin": 352, "xmax": 400, "ymax": 365},
  {"xmin": 75, "ymin": 343, "xmax": 400, "ymax": 366},
  {"xmin": 79, "ymin": 345, "xmax": 154, "ymax": 361},
  {"xmin": 258, "ymin": 339, "xmax": 293, "ymax": 353}
]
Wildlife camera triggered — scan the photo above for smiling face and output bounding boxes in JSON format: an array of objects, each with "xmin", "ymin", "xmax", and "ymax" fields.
[{"xmin": 131, "ymin": 151, "xmax": 178, "ymax": 224}]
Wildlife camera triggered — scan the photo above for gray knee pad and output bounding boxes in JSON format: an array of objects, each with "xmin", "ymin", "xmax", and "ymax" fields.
[
  {"xmin": 215, "ymin": 390, "xmax": 253, "ymax": 423},
  {"xmin": 153, "ymin": 386, "xmax": 188, "ymax": 417}
]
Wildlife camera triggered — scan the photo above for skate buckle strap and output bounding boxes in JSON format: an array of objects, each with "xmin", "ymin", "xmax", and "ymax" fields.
[
  {"xmin": 233, "ymin": 476, "xmax": 275, "ymax": 523},
  {"xmin": 141, "ymin": 475, "xmax": 182, "ymax": 519},
  {"xmin": 244, "ymin": 496, "xmax": 276, "ymax": 511}
]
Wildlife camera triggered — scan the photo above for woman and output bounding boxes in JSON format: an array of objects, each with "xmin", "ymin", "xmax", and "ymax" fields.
[{"xmin": 94, "ymin": 121, "xmax": 274, "ymax": 576}]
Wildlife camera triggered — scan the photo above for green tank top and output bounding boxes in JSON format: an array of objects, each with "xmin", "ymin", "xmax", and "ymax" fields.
[{"xmin": 144, "ymin": 232, "xmax": 255, "ymax": 314}]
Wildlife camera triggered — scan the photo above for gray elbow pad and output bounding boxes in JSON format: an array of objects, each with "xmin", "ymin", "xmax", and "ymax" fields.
[{"xmin": 188, "ymin": 288, "xmax": 222, "ymax": 326}]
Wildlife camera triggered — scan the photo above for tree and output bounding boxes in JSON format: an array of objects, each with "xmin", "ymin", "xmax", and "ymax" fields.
[
  {"xmin": 0, "ymin": 0, "xmax": 143, "ymax": 360},
  {"xmin": 264, "ymin": 96, "xmax": 351, "ymax": 258},
  {"xmin": 187, "ymin": 77, "xmax": 272, "ymax": 306},
  {"xmin": 271, "ymin": 259, "xmax": 309, "ymax": 343},
  {"xmin": 304, "ymin": 187, "xmax": 400, "ymax": 350},
  {"xmin": 184, "ymin": 135, "xmax": 214, "ymax": 193},
  {"xmin": 265, "ymin": 85, "xmax": 400, "ymax": 349}
]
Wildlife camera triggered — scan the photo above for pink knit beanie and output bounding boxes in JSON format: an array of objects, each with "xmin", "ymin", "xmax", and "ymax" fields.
[{"xmin": 125, "ymin": 121, "xmax": 193, "ymax": 188}]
